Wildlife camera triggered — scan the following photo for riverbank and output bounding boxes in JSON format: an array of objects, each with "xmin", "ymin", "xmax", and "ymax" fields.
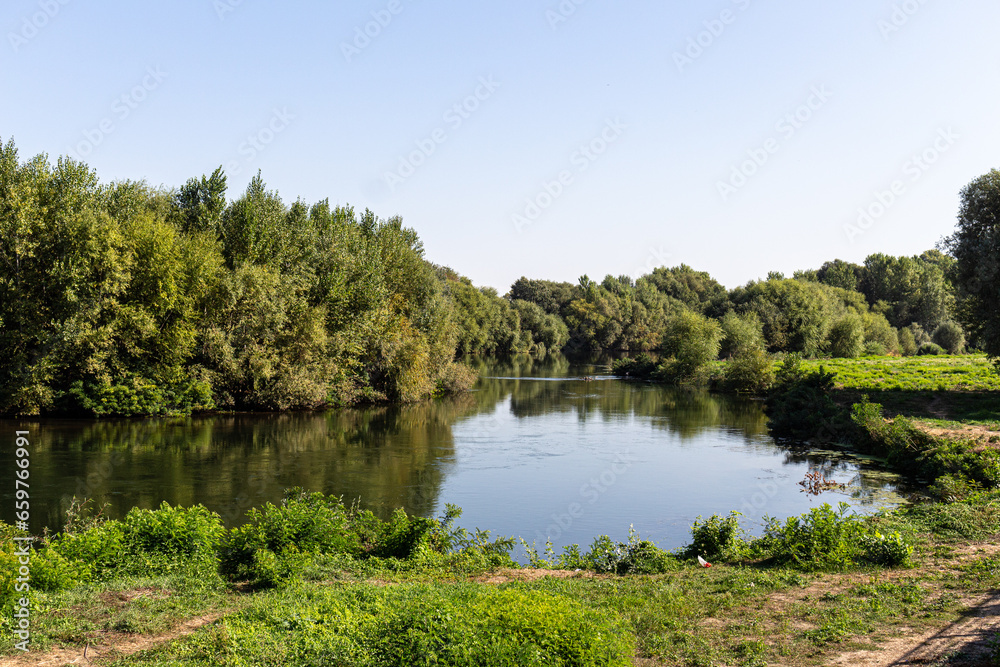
[{"xmin": 2, "ymin": 485, "xmax": 1000, "ymax": 666}]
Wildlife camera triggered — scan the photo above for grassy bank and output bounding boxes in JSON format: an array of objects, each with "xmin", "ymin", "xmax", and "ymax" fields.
[{"xmin": 3, "ymin": 485, "xmax": 1000, "ymax": 666}]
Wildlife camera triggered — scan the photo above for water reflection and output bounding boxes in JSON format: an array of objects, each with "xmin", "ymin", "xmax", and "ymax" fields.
[{"xmin": 0, "ymin": 353, "xmax": 906, "ymax": 551}]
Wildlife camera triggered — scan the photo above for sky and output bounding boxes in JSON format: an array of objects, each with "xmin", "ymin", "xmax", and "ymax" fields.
[{"xmin": 3, "ymin": 0, "xmax": 999, "ymax": 292}]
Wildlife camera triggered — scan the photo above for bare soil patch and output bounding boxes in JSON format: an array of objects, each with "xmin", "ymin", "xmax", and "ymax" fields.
[{"xmin": 0, "ymin": 613, "xmax": 221, "ymax": 667}]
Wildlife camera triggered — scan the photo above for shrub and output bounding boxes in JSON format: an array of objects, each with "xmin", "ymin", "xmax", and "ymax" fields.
[
  {"xmin": 828, "ymin": 314, "xmax": 865, "ymax": 358},
  {"xmin": 67, "ymin": 375, "xmax": 214, "ymax": 417},
  {"xmin": 898, "ymin": 327, "xmax": 917, "ymax": 356},
  {"xmin": 434, "ymin": 362, "xmax": 477, "ymax": 396},
  {"xmin": 686, "ymin": 512, "xmax": 747, "ymax": 561},
  {"xmin": 719, "ymin": 311, "xmax": 766, "ymax": 359},
  {"xmin": 28, "ymin": 548, "xmax": 87, "ymax": 592},
  {"xmin": 860, "ymin": 531, "xmax": 913, "ymax": 567},
  {"xmin": 724, "ymin": 346, "xmax": 774, "ymax": 393},
  {"xmin": 659, "ymin": 310, "xmax": 722, "ymax": 382},
  {"xmin": 221, "ymin": 492, "xmax": 361, "ymax": 585},
  {"xmin": 917, "ymin": 342, "xmax": 945, "ymax": 356},
  {"xmin": 119, "ymin": 503, "xmax": 225, "ymax": 576},
  {"xmin": 862, "ymin": 312, "xmax": 898, "ymax": 354},
  {"xmin": 42, "ymin": 521, "xmax": 126, "ymax": 583},
  {"xmin": 525, "ymin": 527, "xmax": 677, "ymax": 575},
  {"xmin": 932, "ymin": 321, "xmax": 966, "ymax": 354},
  {"xmin": 758, "ymin": 503, "xmax": 867, "ymax": 570},
  {"xmin": 610, "ymin": 353, "xmax": 657, "ymax": 380},
  {"xmin": 583, "ymin": 529, "xmax": 676, "ymax": 575},
  {"xmin": 929, "ymin": 474, "xmax": 983, "ymax": 501},
  {"xmin": 221, "ymin": 490, "xmax": 462, "ymax": 587},
  {"xmin": 0, "ymin": 522, "xmax": 27, "ymax": 611},
  {"xmin": 765, "ymin": 357, "xmax": 847, "ymax": 442},
  {"xmin": 864, "ymin": 342, "xmax": 887, "ymax": 356}
]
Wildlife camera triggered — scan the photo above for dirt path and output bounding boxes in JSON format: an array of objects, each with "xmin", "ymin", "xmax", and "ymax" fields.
[
  {"xmin": 0, "ymin": 613, "xmax": 222, "ymax": 667},
  {"xmin": 828, "ymin": 591, "xmax": 1000, "ymax": 666}
]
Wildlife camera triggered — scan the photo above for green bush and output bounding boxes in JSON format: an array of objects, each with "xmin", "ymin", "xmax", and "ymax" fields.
[
  {"xmin": 28, "ymin": 548, "xmax": 87, "ymax": 592},
  {"xmin": 658, "ymin": 310, "xmax": 723, "ymax": 383},
  {"xmin": 932, "ymin": 321, "xmax": 966, "ymax": 354},
  {"xmin": 863, "ymin": 342, "xmax": 887, "ymax": 356},
  {"xmin": 719, "ymin": 311, "xmax": 766, "ymax": 359},
  {"xmin": 898, "ymin": 327, "xmax": 918, "ymax": 356},
  {"xmin": 434, "ymin": 362, "xmax": 478, "ymax": 396},
  {"xmin": 860, "ymin": 531, "xmax": 913, "ymax": 567},
  {"xmin": 221, "ymin": 490, "xmax": 456, "ymax": 587},
  {"xmin": 221, "ymin": 492, "xmax": 360, "ymax": 585},
  {"xmin": 46, "ymin": 520, "xmax": 124, "ymax": 578},
  {"xmin": 583, "ymin": 530, "xmax": 676, "ymax": 575},
  {"xmin": 917, "ymin": 342, "xmax": 945, "ymax": 356},
  {"xmin": 686, "ymin": 512, "xmax": 747, "ymax": 562},
  {"xmin": 828, "ymin": 314, "xmax": 865, "ymax": 358},
  {"xmin": 758, "ymin": 503, "xmax": 867, "ymax": 570},
  {"xmin": 524, "ymin": 527, "xmax": 676, "ymax": 575},
  {"xmin": 765, "ymin": 356, "xmax": 847, "ymax": 442},
  {"xmin": 610, "ymin": 353, "xmax": 658, "ymax": 380},
  {"xmin": 724, "ymin": 346, "xmax": 774, "ymax": 393},
  {"xmin": 119, "ymin": 503, "xmax": 224, "ymax": 575},
  {"xmin": 67, "ymin": 375, "xmax": 214, "ymax": 417}
]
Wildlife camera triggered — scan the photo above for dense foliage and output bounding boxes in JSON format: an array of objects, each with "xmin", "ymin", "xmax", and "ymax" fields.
[
  {"xmin": 0, "ymin": 141, "xmax": 520, "ymax": 416},
  {"xmin": 947, "ymin": 169, "xmax": 1000, "ymax": 368},
  {"xmin": 3, "ymin": 141, "xmax": 995, "ymax": 413}
]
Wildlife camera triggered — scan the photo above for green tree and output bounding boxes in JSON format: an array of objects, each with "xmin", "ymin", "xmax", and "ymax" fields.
[
  {"xmin": 827, "ymin": 313, "xmax": 865, "ymax": 358},
  {"xmin": 659, "ymin": 310, "xmax": 723, "ymax": 382},
  {"xmin": 946, "ymin": 169, "xmax": 1000, "ymax": 365},
  {"xmin": 932, "ymin": 321, "xmax": 965, "ymax": 355},
  {"xmin": 719, "ymin": 311, "xmax": 766, "ymax": 359},
  {"xmin": 644, "ymin": 264, "xmax": 731, "ymax": 317}
]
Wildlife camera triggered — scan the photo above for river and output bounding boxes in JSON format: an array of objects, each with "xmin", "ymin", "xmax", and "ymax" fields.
[{"xmin": 0, "ymin": 354, "xmax": 907, "ymax": 553}]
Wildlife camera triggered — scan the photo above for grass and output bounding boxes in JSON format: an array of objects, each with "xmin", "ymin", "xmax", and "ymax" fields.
[
  {"xmin": 797, "ymin": 354, "xmax": 1000, "ymax": 394},
  {"xmin": 790, "ymin": 354, "xmax": 1000, "ymax": 429},
  {"xmin": 2, "ymin": 491, "xmax": 999, "ymax": 666}
]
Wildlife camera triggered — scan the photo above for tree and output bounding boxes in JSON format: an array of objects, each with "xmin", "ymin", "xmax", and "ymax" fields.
[
  {"xmin": 507, "ymin": 277, "xmax": 580, "ymax": 315},
  {"xmin": 643, "ymin": 264, "xmax": 731, "ymax": 317},
  {"xmin": 946, "ymin": 169, "xmax": 1000, "ymax": 366},
  {"xmin": 898, "ymin": 327, "xmax": 917, "ymax": 356},
  {"xmin": 828, "ymin": 314, "xmax": 865, "ymax": 358},
  {"xmin": 719, "ymin": 311, "xmax": 765, "ymax": 359},
  {"xmin": 816, "ymin": 259, "xmax": 862, "ymax": 292},
  {"xmin": 932, "ymin": 321, "xmax": 965, "ymax": 355},
  {"xmin": 175, "ymin": 167, "xmax": 227, "ymax": 234},
  {"xmin": 659, "ymin": 310, "xmax": 722, "ymax": 381}
]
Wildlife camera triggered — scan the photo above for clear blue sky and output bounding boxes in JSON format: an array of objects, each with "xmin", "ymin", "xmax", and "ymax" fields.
[{"xmin": 4, "ymin": 0, "xmax": 999, "ymax": 291}]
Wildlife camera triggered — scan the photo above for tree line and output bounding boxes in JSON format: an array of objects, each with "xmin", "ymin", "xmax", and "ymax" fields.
[{"xmin": 1, "ymin": 139, "xmax": 997, "ymax": 414}]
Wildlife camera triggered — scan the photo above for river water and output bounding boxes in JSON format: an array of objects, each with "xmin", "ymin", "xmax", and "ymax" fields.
[{"xmin": 0, "ymin": 355, "xmax": 907, "ymax": 552}]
